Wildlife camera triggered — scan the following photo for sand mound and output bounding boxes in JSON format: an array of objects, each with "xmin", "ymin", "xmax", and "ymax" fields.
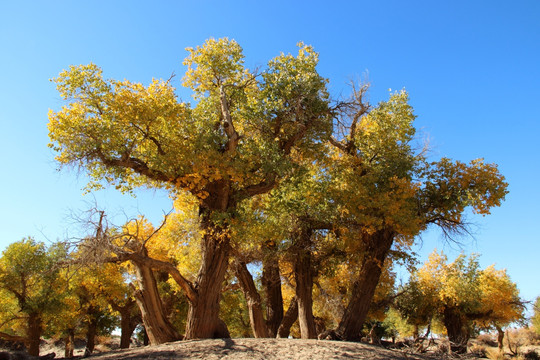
[{"xmin": 84, "ymin": 338, "xmax": 436, "ymax": 360}]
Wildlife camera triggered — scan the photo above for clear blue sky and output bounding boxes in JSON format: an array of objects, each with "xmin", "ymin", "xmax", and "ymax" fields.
[{"xmin": 1, "ymin": 1, "xmax": 539, "ymax": 305}]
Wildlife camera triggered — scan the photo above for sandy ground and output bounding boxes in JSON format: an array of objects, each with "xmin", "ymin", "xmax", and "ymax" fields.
[{"xmin": 78, "ymin": 338, "xmax": 438, "ymax": 360}]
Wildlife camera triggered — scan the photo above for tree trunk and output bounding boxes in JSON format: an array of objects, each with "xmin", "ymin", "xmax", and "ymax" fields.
[
  {"xmin": 234, "ymin": 260, "xmax": 270, "ymax": 338},
  {"xmin": 262, "ymin": 245, "xmax": 284, "ymax": 337},
  {"xmin": 132, "ymin": 261, "xmax": 180, "ymax": 345},
  {"xmin": 27, "ymin": 312, "xmax": 42, "ymax": 356},
  {"xmin": 142, "ymin": 327, "xmax": 149, "ymax": 346},
  {"xmin": 184, "ymin": 217, "xmax": 231, "ymax": 339},
  {"xmin": 64, "ymin": 329, "xmax": 75, "ymax": 358},
  {"xmin": 123, "ymin": 311, "xmax": 141, "ymax": 349},
  {"xmin": 442, "ymin": 306, "xmax": 469, "ymax": 354},
  {"xmin": 119, "ymin": 316, "xmax": 132, "ymax": 349},
  {"xmin": 495, "ymin": 325, "xmax": 504, "ymax": 352},
  {"xmin": 335, "ymin": 229, "xmax": 394, "ymax": 341},
  {"xmin": 111, "ymin": 299, "xmax": 140, "ymax": 349},
  {"xmin": 85, "ymin": 314, "xmax": 98, "ymax": 354},
  {"xmin": 293, "ymin": 226, "xmax": 317, "ymax": 339},
  {"xmin": 277, "ymin": 297, "xmax": 298, "ymax": 339}
]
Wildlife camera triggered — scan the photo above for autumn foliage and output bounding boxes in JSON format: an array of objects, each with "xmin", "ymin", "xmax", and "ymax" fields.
[{"xmin": 0, "ymin": 38, "xmax": 516, "ymax": 356}]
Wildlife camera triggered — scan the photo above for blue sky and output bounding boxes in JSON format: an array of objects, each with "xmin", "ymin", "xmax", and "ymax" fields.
[{"xmin": 1, "ymin": 1, "xmax": 539, "ymax": 305}]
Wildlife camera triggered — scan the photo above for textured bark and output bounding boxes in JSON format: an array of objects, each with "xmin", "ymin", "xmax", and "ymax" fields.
[
  {"xmin": 442, "ymin": 306, "xmax": 469, "ymax": 354},
  {"xmin": 293, "ymin": 226, "xmax": 317, "ymax": 339},
  {"xmin": 184, "ymin": 215, "xmax": 231, "ymax": 339},
  {"xmin": 496, "ymin": 325, "xmax": 504, "ymax": 352},
  {"xmin": 132, "ymin": 262, "xmax": 181, "ymax": 345},
  {"xmin": 276, "ymin": 297, "xmax": 298, "ymax": 339},
  {"xmin": 27, "ymin": 312, "xmax": 42, "ymax": 356},
  {"xmin": 262, "ymin": 246, "xmax": 284, "ymax": 337},
  {"xmin": 85, "ymin": 313, "xmax": 98, "ymax": 353},
  {"xmin": 335, "ymin": 229, "xmax": 395, "ymax": 341},
  {"xmin": 234, "ymin": 260, "xmax": 269, "ymax": 338},
  {"xmin": 110, "ymin": 299, "xmax": 140, "ymax": 349},
  {"xmin": 142, "ymin": 327, "xmax": 149, "ymax": 346}
]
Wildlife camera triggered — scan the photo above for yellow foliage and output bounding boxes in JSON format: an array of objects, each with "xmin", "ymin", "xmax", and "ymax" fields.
[{"xmin": 412, "ymin": 250, "xmax": 523, "ymax": 332}]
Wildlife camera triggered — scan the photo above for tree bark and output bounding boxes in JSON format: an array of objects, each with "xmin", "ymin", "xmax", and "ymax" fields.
[
  {"xmin": 335, "ymin": 229, "xmax": 395, "ymax": 341},
  {"xmin": 27, "ymin": 312, "xmax": 42, "ymax": 356},
  {"xmin": 131, "ymin": 261, "xmax": 181, "ymax": 345},
  {"xmin": 85, "ymin": 312, "xmax": 98, "ymax": 353},
  {"xmin": 110, "ymin": 299, "xmax": 140, "ymax": 349},
  {"xmin": 233, "ymin": 260, "xmax": 270, "ymax": 338},
  {"xmin": 64, "ymin": 329, "xmax": 75, "ymax": 358},
  {"xmin": 442, "ymin": 306, "xmax": 469, "ymax": 354},
  {"xmin": 277, "ymin": 297, "xmax": 298, "ymax": 339},
  {"xmin": 184, "ymin": 216, "xmax": 231, "ymax": 339},
  {"xmin": 293, "ymin": 226, "xmax": 317, "ymax": 339},
  {"xmin": 495, "ymin": 325, "xmax": 504, "ymax": 352},
  {"xmin": 262, "ymin": 245, "xmax": 284, "ymax": 337}
]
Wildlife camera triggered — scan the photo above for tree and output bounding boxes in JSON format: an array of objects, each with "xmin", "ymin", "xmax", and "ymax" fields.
[
  {"xmin": 76, "ymin": 211, "xmax": 184, "ymax": 345},
  {"xmin": 476, "ymin": 265, "xmax": 524, "ymax": 351},
  {"xmin": 403, "ymin": 251, "xmax": 524, "ymax": 353},
  {"xmin": 533, "ymin": 297, "xmax": 540, "ymax": 336},
  {"xmin": 48, "ymin": 38, "xmax": 332, "ymax": 341},
  {"xmin": 0, "ymin": 239, "xmax": 65, "ymax": 356},
  {"xmin": 49, "ymin": 38, "xmax": 508, "ymax": 343},
  {"xmin": 323, "ymin": 88, "xmax": 508, "ymax": 341},
  {"xmin": 394, "ymin": 276, "xmax": 436, "ymax": 340},
  {"xmin": 96, "ymin": 263, "xmax": 142, "ymax": 349}
]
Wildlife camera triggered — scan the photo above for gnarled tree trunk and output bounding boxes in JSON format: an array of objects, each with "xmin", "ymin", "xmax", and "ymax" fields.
[
  {"xmin": 335, "ymin": 229, "xmax": 395, "ymax": 341},
  {"xmin": 495, "ymin": 325, "xmax": 504, "ymax": 352},
  {"xmin": 234, "ymin": 260, "xmax": 269, "ymax": 337},
  {"xmin": 277, "ymin": 297, "xmax": 298, "ymax": 339},
  {"xmin": 293, "ymin": 226, "xmax": 317, "ymax": 339},
  {"xmin": 443, "ymin": 306, "xmax": 469, "ymax": 354},
  {"xmin": 132, "ymin": 261, "xmax": 180, "ymax": 344},
  {"xmin": 110, "ymin": 299, "xmax": 140, "ymax": 349},
  {"xmin": 184, "ymin": 214, "xmax": 231, "ymax": 339},
  {"xmin": 262, "ymin": 244, "xmax": 284, "ymax": 337},
  {"xmin": 85, "ymin": 311, "xmax": 99, "ymax": 353},
  {"xmin": 27, "ymin": 312, "xmax": 42, "ymax": 356}
]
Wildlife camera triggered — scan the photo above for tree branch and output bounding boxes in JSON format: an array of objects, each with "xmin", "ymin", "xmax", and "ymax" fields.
[
  {"xmin": 94, "ymin": 148, "xmax": 171, "ymax": 183},
  {"xmin": 220, "ymin": 85, "xmax": 240, "ymax": 152}
]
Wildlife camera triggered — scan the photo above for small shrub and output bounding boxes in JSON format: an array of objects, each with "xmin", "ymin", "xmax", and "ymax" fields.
[{"xmin": 485, "ymin": 348, "xmax": 505, "ymax": 360}]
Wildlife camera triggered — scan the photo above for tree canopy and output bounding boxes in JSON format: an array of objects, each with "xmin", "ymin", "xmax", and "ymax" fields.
[{"xmin": 38, "ymin": 38, "xmax": 512, "ymax": 351}]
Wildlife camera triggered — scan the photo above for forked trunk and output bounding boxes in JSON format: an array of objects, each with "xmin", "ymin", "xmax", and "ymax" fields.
[
  {"xmin": 119, "ymin": 315, "xmax": 135, "ymax": 349},
  {"xmin": 262, "ymin": 244, "xmax": 284, "ymax": 337},
  {"xmin": 184, "ymin": 218, "xmax": 231, "ymax": 339},
  {"xmin": 335, "ymin": 229, "xmax": 394, "ymax": 341},
  {"xmin": 293, "ymin": 226, "xmax": 317, "ymax": 339},
  {"xmin": 111, "ymin": 299, "xmax": 140, "ymax": 349},
  {"xmin": 234, "ymin": 260, "xmax": 269, "ymax": 337},
  {"xmin": 132, "ymin": 262, "xmax": 180, "ymax": 344},
  {"xmin": 277, "ymin": 297, "xmax": 298, "ymax": 339},
  {"xmin": 27, "ymin": 312, "xmax": 42, "ymax": 356}
]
